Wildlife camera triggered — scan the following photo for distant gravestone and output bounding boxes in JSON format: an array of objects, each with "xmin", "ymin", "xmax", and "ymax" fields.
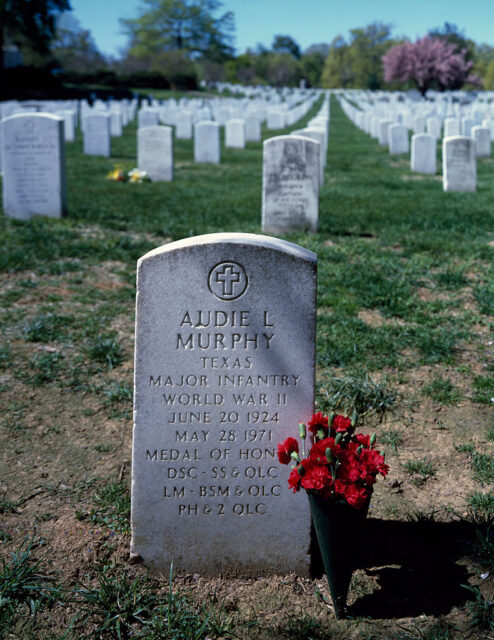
[
  {"xmin": 426, "ymin": 117, "xmax": 441, "ymax": 139},
  {"xmin": 216, "ymin": 108, "xmax": 230, "ymax": 126},
  {"xmin": 413, "ymin": 116, "xmax": 426, "ymax": 134},
  {"xmin": 138, "ymin": 108, "xmax": 159, "ymax": 129},
  {"xmin": 57, "ymin": 110, "xmax": 75, "ymax": 142},
  {"xmin": 442, "ymin": 136, "xmax": 477, "ymax": 192},
  {"xmin": 131, "ymin": 232, "xmax": 316, "ymax": 576},
  {"xmin": 482, "ymin": 118, "xmax": 494, "ymax": 139},
  {"xmin": 471, "ymin": 126, "xmax": 491, "ymax": 157},
  {"xmin": 262, "ymin": 135, "xmax": 319, "ymax": 233},
  {"xmin": 2, "ymin": 113, "xmax": 66, "ymax": 219},
  {"xmin": 194, "ymin": 121, "xmax": 220, "ymax": 163},
  {"xmin": 411, "ymin": 133, "xmax": 436, "ymax": 174},
  {"xmin": 110, "ymin": 111, "xmax": 123, "ymax": 137},
  {"xmin": 370, "ymin": 117, "xmax": 380, "ymax": 139},
  {"xmin": 444, "ymin": 118, "xmax": 460, "ymax": 138},
  {"xmin": 138, "ymin": 125, "xmax": 173, "ymax": 182},
  {"xmin": 378, "ymin": 119, "xmax": 393, "ymax": 146},
  {"xmin": 388, "ymin": 124, "xmax": 409, "ymax": 154},
  {"xmin": 267, "ymin": 111, "xmax": 285, "ymax": 130},
  {"xmin": 461, "ymin": 117, "xmax": 474, "ymax": 137},
  {"xmin": 245, "ymin": 117, "xmax": 261, "ymax": 142},
  {"xmin": 83, "ymin": 113, "xmax": 111, "ymax": 157},
  {"xmin": 225, "ymin": 119, "xmax": 246, "ymax": 148},
  {"xmin": 176, "ymin": 112, "xmax": 192, "ymax": 139}
]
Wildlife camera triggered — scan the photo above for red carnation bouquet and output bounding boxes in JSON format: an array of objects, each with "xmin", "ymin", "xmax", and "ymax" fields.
[{"xmin": 278, "ymin": 412, "xmax": 389, "ymax": 509}]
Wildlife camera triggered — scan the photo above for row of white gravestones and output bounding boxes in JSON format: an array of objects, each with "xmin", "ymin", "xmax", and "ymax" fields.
[
  {"xmin": 131, "ymin": 232, "xmax": 316, "ymax": 576},
  {"xmin": 339, "ymin": 94, "xmax": 479, "ymax": 193},
  {"xmin": 1, "ymin": 113, "xmax": 66, "ymax": 219}
]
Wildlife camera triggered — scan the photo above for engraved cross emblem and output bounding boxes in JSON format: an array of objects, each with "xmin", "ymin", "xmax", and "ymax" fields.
[
  {"xmin": 208, "ymin": 261, "xmax": 248, "ymax": 301},
  {"xmin": 216, "ymin": 265, "xmax": 240, "ymax": 297}
]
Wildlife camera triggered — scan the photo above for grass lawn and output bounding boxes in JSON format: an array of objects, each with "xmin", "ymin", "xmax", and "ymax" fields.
[{"xmin": 0, "ymin": 93, "xmax": 493, "ymax": 639}]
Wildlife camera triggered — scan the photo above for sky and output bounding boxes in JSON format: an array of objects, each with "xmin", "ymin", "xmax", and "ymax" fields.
[{"xmin": 70, "ymin": 0, "xmax": 494, "ymax": 58}]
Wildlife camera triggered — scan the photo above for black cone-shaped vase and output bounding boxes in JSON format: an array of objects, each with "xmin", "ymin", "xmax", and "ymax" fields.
[{"xmin": 309, "ymin": 493, "xmax": 370, "ymax": 619}]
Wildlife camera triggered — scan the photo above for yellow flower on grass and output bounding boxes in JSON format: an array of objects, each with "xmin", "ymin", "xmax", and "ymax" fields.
[{"xmin": 106, "ymin": 165, "xmax": 126, "ymax": 181}]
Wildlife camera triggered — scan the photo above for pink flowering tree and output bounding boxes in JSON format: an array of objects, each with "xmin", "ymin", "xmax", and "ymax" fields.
[{"xmin": 382, "ymin": 36, "xmax": 480, "ymax": 95}]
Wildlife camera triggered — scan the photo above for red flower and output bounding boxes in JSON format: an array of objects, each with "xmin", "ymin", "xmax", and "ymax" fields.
[
  {"xmin": 288, "ymin": 466, "xmax": 302, "ymax": 493},
  {"xmin": 300, "ymin": 458, "xmax": 333, "ymax": 492},
  {"xmin": 307, "ymin": 412, "xmax": 329, "ymax": 435},
  {"xmin": 277, "ymin": 437, "xmax": 299, "ymax": 464},
  {"xmin": 344, "ymin": 483, "xmax": 369, "ymax": 509},
  {"xmin": 333, "ymin": 415, "xmax": 352, "ymax": 433},
  {"xmin": 355, "ymin": 433, "xmax": 370, "ymax": 448},
  {"xmin": 309, "ymin": 437, "xmax": 335, "ymax": 461}
]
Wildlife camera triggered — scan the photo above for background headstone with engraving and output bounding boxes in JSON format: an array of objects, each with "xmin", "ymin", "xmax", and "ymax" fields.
[
  {"xmin": 131, "ymin": 233, "xmax": 316, "ymax": 576},
  {"xmin": 442, "ymin": 136, "xmax": 477, "ymax": 192},
  {"xmin": 2, "ymin": 113, "xmax": 66, "ymax": 219},
  {"xmin": 262, "ymin": 135, "xmax": 319, "ymax": 233}
]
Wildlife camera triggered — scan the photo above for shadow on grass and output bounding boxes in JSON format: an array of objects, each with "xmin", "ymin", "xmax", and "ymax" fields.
[{"xmin": 310, "ymin": 518, "xmax": 475, "ymax": 619}]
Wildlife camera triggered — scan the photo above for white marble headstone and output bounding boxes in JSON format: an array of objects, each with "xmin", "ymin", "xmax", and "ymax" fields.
[
  {"xmin": 83, "ymin": 113, "xmax": 111, "ymax": 157},
  {"xmin": 194, "ymin": 121, "xmax": 220, "ymax": 164},
  {"xmin": 138, "ymin": 125, "xmax": 173, "ymax": 181},
  {"xmin": 389, "ymin": 124, "xmax": 409, "ymax": 155},
  {"xmin": 444, "ymin": 118, "xmax": 460, "ymax": 138},
  {"xmin": 245, "ymin": 117, "xmax": 261, "ymax": 142},
  {"xmin": 411, "ymin": 133, "xmax": 436, "ymax": 174},
  {"xmin": 138, "ymin": 109, "xmax": 160, "ymax": 129},
  {"xmin": 225, "ymin": 119, "xmax": 246, "ymax": 148},
  {"xmin": 442, "ymin": 136, "xmax": 477, "ymax": 192},
  {"xmin": 176, "ymin": 112, "xmax": 192, "ymax": 139},
  {"xmin": 471, "ymin": 126, "xmax": 491, "ymax": 158},
  {"xmin": 262, "ymin": 135, "xmax": 319, "ymax": 233},
  {"xmin": 2, "ymin": 113, "xmax": 66, "ymax": 219},
  {"xmin": 131, "ymin": 232, "xmax": 316, "ymax": 576}
]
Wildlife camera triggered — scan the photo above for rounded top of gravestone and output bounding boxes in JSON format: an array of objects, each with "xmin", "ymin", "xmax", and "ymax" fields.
[
  {"xmin": 2, "ymin": 112, "xmax": 63, "ymax": 124},
  {"xmin": 138, "ymin": 233, "xmax": 317, "ymax": 265},
  {"xmin": 443, "ymin": 135, "xmax": 476, "ymax": 143},
  {"xmin": 264, "ymin": 134, "xmax": 320, "ymax": 146},
  {"xmin": 195, "ymin": 120, "xmax": 219, "ymax": 128}
]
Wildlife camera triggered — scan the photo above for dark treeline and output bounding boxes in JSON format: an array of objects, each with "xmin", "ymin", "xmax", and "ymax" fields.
[{"xmin": 3, "ymin": 0, "xmax": 494, "ymax": 96}]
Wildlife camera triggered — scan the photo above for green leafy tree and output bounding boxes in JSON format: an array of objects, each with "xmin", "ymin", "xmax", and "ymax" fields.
[
  {"xmin": 272, "ymin": 34, "xmax": 301, "ymax": 59},
  {"xmin": 51, "ymin": 13, "xmax": 106, "ymax": 72},
  {"xmin": 321, "ymin": 24, "xmax": 394, "ymax": 89},
  {"xmin": 321, "ymin": 36, "xmax": 352, "ymax": 88},
  {"xmin": 300, "ymin": 43, "xmax": 329, "ymax": 87},
  {"xmin": 484, "ymin": 58, "xmax": 494, "ymax": 90},
  {"xmin": 225, "ymin": 52, "xmax": 257, "ymax": 84},
  {"xmin": 346, "ymin": 22, "xmax": 394, "ymax": 89},
  {"xmin": 120, "ymin": 0, "xmax": 234, "ymax": 64},
  {"xmin": 265, "ymin": 52, "xmax": 300, "ymax": 87},
  {"xmin": 0, "ymin": 0, "xmax": 71, "ymax": 81},
  {"xmin": 473, "ymin": 43, "xmax": 494, "ymax": 86}
]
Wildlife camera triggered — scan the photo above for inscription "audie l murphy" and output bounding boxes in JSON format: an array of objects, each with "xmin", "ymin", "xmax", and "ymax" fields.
[{"xmin": 176, "ymin": 309, "xmax": 275, "ymax": 350}]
